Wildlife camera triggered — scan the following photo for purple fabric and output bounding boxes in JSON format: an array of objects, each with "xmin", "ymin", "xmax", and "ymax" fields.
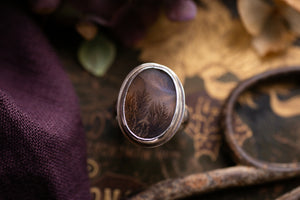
[{"xmin": 0, "ymin": 3, "xmax": 90, "ymax": 200}]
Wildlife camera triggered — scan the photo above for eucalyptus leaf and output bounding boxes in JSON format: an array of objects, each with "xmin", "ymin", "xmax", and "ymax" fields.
[{"xmin": 78, "ymin": 35, "xmax": 116, "ymax": 77}]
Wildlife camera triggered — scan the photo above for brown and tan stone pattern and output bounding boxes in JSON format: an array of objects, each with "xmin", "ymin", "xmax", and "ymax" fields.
[{"xmin": 125, "ymin": 68, "xmax": 176, "ymax": 138}]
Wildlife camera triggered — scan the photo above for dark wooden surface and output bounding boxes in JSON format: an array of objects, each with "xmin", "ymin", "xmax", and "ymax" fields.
[{"xmin": 45, "ymin": 1, "xmax": 300, "ymax": 199}]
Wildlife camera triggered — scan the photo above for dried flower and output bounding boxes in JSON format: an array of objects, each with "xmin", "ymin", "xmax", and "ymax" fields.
[
  {"xmin": 164, "ymin": 0, "xmax": 198, "ymax": 21},
  {"xmin": 76, "ymin": 20, "xmax": 98, "ymax": 40},
  {"xmin": 28, "ymin": 0, "xmax": 198, "ymax": 45},
  {"xmin": 29, "ymin": 0, "xmax": 61, "ymax": 14},
  {"xmin": 238, "ymin": 0, "xmax": 300, "ymax": 56},
  {"xmin": 70, "ymin": 0, "xmax": 198, "ymax": 45}
]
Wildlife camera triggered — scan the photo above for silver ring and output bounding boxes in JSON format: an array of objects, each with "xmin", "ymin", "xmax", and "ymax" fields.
[{"xmin": 117, "ymin": 63, "xmax": 188, "ymax": 147}]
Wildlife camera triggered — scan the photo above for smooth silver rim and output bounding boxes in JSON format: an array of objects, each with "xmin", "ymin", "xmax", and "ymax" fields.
[{"xmin": 117, "ymin": 63, "xmax": 186, "ymax": 147}]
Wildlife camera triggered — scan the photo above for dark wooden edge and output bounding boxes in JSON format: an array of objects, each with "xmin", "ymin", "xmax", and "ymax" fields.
[{"xmin": 127, "ymin": 166, "xmax": 300, "ymax": 200}]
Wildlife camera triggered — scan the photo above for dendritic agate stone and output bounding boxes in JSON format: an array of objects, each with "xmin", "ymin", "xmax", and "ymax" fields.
[{"xmin": 125, "ymin": 68, "xmax": 176, "ymax": 138}]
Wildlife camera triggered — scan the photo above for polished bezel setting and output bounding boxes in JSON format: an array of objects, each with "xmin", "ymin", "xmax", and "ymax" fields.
[{"xmin": 117, "ymin": 63, "xmax": 186, "ymax": 147}]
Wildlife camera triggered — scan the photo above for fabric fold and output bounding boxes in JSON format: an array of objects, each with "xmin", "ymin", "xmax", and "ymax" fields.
[{"xmin": 0, "ymin": 3, "xmax": 90, "ymax": 200}]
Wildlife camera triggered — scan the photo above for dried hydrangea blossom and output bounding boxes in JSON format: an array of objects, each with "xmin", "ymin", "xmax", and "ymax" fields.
[{"xmin": 238, "ymin": 0, "xmax": 300, "ymax": 56}]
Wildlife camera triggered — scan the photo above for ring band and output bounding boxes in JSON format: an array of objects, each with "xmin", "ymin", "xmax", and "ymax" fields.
[{"xmin": 117, "ymin": 63, "xmax": 188, "ymax": 147}]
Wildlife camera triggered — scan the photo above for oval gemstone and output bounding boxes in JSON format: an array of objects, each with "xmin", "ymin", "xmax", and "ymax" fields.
[{"xmin": 125, "ymin": 68, "xmax": 176, "ymax": 138}]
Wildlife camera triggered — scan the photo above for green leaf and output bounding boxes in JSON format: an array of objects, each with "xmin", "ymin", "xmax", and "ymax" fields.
[{"xmin": 78, "ymin": 34, "xmax": 116, "ymax": 77}]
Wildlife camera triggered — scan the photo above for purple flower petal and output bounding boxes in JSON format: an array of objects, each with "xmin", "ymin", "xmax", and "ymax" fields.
[
  {"xmin": 70, "ymin": 0, "xmax": 127, "ymax": 21},
  {"xmin": 29, "ymin": 0, "xmax": 61, "ymax": 14},
  {"xmin": 111, "ymin": 1, "xmax": 161, "ymax": 46},
  {"xmin": 165, "ymin": 0, "xmax": 197, "ymax": 21}
]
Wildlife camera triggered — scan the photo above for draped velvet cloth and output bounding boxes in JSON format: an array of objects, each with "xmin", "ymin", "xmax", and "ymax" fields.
[{"xmin": 0, "ymin": 3, "xmax": 90, "ymax": 199}]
